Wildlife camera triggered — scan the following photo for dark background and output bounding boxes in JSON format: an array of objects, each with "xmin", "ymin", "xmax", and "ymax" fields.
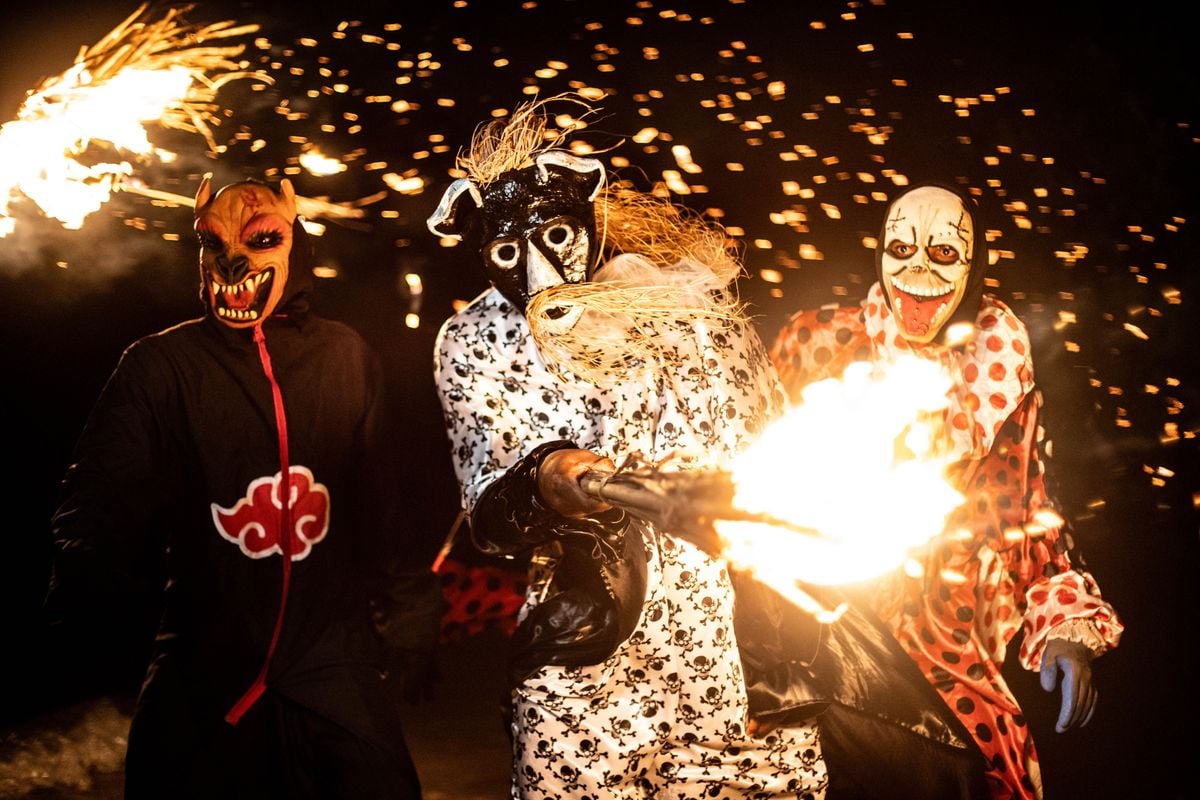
[{"xmin": 1, "ymin": 1, "xmax": 1196, "ymax": 797}]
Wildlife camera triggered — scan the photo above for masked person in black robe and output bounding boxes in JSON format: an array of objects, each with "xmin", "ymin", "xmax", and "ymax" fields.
[{"xmin": 46, "ymin": 175, "xmax": 442, "ymax": 800}]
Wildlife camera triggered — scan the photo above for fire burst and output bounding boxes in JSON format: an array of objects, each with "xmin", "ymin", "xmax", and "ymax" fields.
[
  {"xmin": 0, "ymin": 3, "xmax": 263, "ymax": 236},
  {"xmin": 716, "ymin": 356, "xmax": 964, "ymax": 620}
]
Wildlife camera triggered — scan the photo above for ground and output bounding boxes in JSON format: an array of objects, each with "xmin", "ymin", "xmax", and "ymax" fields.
[{"xmin": 0, "ymin": 629, "xmax": 512, "ymax": 800}]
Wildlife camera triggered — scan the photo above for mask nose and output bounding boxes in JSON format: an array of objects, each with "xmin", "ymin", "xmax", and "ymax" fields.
[
  {"xmin": 214, "ymin": 254, "xmax": 250, "ymax": 285},
  {"xmin": 525, "ymin": 244, "xmax": 565, "ymax": 297}
]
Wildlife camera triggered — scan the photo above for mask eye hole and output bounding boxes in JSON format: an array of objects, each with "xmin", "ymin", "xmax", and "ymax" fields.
[
  {"xmin": 885, "ymin": 240, "xmax": 918, "ymax": 259},
  {"xmin": 542, "ymin": 222, "xmax": 575, "ymax": 251},
  {"xmin": 926, "ymin": 244, "xmax": 961, "ymax": 265},
  {"xmin": 247, "ymin": 230, "xmax": 284, "ymax": 250},
  {"xmin": 488, "ymin": 240, "xmax": 522, "ymax": 270},
  {"xmin": 197, "ymin": 232, "xmax": 225, "ymax": 253}
]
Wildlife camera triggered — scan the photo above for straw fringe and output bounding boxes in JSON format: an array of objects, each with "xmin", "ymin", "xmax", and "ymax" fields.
[
  {"xmin": 528, "ymin": 189, "xmax": 748, "ymax": 385},
  {"xmin": 29, "ymin": 3, "xmax": 267, "ymax": 152},
  {"xmin": 456, "ymin": 92, "xmax": 601, "ymax": 187}
]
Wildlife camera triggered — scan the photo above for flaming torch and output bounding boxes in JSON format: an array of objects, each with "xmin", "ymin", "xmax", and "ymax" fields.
[
  {"xmin": 582, "ymin": 355, "xmax": 965, "ymax": 621},
  {"xmin": 0, "ymin": 3, "xmax": 264, "ymax": 237}
]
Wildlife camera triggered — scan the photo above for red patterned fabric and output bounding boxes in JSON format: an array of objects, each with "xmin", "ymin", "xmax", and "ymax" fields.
[
  {"xmin": 436, "ymin": 557, "xmax": 527, "ymax": 643},
  {"xmin": 769, "ymin": 284, "xmax": 1123, "ymax": 799}
]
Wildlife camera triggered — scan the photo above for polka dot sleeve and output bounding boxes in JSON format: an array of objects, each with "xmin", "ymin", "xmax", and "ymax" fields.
[
  {"xmin": 1006, "ymin": 397, "xmax": 1125, "ymax": 670},
  {"xmin": 1017, "ymin": 568, "xmax": 1125, "ymax": 670},
  {"xmin": 946, "ymin": 298, "xmax": 1036, "ymax": 460},
  {"xmin": 768, "ymin": 304, "xmax": 870, "ymax": 404}
]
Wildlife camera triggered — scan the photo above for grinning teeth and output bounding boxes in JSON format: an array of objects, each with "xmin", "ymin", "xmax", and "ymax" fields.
[
  {"xmin": 894, "ymin": 279, "xmax": 952, "ymax": 298},
  {"xmin": 215, "ymin": 275, "xmax": 264, "ymax": 295},
  {"xmin": 216, "ymin": 308, "xmax": 257, "ymax": 320}
]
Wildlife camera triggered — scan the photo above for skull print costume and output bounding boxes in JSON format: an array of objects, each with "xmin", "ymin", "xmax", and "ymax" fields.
[
  {"xmin": 769, "ymin": 184, "xmax": 1124, "ymax": 799},
  {"xmin": 431, "ymin": 100, "xmax": 828, "ymax": 798}
]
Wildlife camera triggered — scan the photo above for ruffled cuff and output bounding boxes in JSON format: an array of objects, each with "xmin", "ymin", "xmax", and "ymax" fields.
[
  {"xmin": 1044, "ymin": 618, "xmax": 1108, "ymax": 659},
  {"xmin": 1017, "ymin": 570, "xmax": 1124, "ymax": 670}
]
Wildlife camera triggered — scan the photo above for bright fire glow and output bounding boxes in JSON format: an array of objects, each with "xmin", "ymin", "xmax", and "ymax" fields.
[
  {"xmin": 299, "ymin": 147, "xmax": 348, "ymax": 176},
  {"xmin": 0, "ymin": 65, "xmax": 195, "ymax": 233},
  {"xmin": 716, "ymin": 356, "xmax": 964, "ymax": 614},
  {"xmin": 0, "ymin": 4, "xmax": 261, "ymax": 237}
]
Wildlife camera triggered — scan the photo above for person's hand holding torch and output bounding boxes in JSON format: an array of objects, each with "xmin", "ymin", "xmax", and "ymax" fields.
[{"xmin": 536, "ymin": 448, "xmax": 616, "ymax": 518}]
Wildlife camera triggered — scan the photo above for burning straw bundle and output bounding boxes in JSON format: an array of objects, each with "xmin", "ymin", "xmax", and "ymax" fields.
[
  {"xmin": 31, "ymin": 3, "xmax": 264, "ymax": 151},
  {"xmin": 1, "ymin": 3, "xmax": 264, "ymax": 233}
]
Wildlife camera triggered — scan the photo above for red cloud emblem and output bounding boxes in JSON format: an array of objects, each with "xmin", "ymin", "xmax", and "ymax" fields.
[{"xmin": 211, "ymin": 466, "xmax": 330, "ymax": 560}]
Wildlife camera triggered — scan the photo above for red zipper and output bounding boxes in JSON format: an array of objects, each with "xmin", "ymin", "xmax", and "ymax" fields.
[{"xmin": 225, "ymin": 323, "xmax": 294, "ymax": 725}]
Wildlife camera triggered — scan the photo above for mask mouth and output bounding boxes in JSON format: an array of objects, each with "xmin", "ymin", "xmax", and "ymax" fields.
[
  {"xmin": 890, "ymin": 279, "xmax": 958, "ymax": 340},
  {"xmin": 527, "ymin": 292, "xmax": 585, "ymax": 335},
  {"xmin": 210, "ymin": 268, "xmax": 274, "ymax": 323}
]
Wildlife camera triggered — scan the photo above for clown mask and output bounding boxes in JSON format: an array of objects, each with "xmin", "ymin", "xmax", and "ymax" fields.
[
  {"xmin": 428, "ymin": 151, "xmax": 604, "ymax": 332},
  {"xmin": 194, "ymin": 177, "xmax": 297, "ymax": 328},
  {"xmin": 878, "ymin": 185, "xmax": 975, "ymax": 344}
]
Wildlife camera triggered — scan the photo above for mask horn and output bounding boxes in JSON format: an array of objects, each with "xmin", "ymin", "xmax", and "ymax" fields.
[
  {"xmin": 427, "ymin": 178, "xmax": 483, "ymax": 240},
  {"xmin": 193, "ymin": 173, "xmax": 213, "ymax": 215},
  {"xmin": 278, "ymin": 177, "xmax": 298, "ymax": 216},
  {"xmin": 534, "ymin": 151, "xmax": 605, "ymax": 201}
]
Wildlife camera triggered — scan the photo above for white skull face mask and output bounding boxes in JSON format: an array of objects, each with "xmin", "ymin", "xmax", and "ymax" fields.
[{"xmin": 879, "ymin": 185, "xmax": 975, "ymax": 344}]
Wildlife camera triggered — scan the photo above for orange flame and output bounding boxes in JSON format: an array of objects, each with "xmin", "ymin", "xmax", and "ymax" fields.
[
  {"xmin": 716, "ymin": 356, "xmax": 965, "ymax": 617},
  {"xmin": 0, "ymin": 4, "xmax": 263, "ymax": 237}
]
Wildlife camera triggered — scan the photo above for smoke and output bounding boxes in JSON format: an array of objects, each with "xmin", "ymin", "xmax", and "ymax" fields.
[
  {"xmin": 0, "ymin": 696, "xmax": 128, "ymax": 797},
  {"xmin": 0, "ymin": 197, "xmax": 193, "ymax": 287}
]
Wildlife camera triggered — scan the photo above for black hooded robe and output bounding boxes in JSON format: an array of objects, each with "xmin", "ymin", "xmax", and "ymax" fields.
[{"xmin": 47, "ymin": 284, "xmax": 431, "ymax": 798}]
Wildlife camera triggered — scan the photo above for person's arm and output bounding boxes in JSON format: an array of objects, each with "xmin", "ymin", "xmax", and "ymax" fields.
[
  {"xmin": 768, "ymin": 305, "xmax": 869, "ymax": 404},
  {"xmin": 469, "ymin": 440, "xmax": 624, "ymax": 556},
  {"xmin": 433, "ymin": 309, "xmax": 623, "ymax": 556},
  {"xmin": 46, "ymin": 342, "xmax": 169, "ymax": 626},
  {"xmin": 350, "ymin": 342, "xmax": 445, "ymax": 702},
  {"xmin": 999, "ymin": 393, "xmax": 1123, "ymax": 731}
]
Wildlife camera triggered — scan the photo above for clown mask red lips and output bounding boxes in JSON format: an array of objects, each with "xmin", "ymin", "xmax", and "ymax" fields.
[
  {"xmin": 879, "ymin": 185, "xmax": 974, "ymax": 345},
  {"xmin": 194, "ymin": 176, "xmax": 297, "ymax": 328},
  {"xmin": 888, "ymin": 275, "xmax": 958, "ymax": 340}
]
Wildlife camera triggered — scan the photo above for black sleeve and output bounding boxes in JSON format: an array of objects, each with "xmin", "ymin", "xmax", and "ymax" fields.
[
  {"xmin": 351, "ymin": 345, "xmax": 444, "ymax": 664},
  {"xmin": 468, "ymin": 439, "xmax": 628, "ymax": 557},
  {"xmin": 45, "ymin": 342, "xmax": 170, "ymax": 626}
]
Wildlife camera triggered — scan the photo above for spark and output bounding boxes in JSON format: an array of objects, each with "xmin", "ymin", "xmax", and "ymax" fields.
[{"xmin": 299, "ymin": 147, "xmax": 348, "ymax": 176}]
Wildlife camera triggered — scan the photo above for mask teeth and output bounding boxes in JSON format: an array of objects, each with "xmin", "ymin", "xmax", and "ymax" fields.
[
  {"xmin": 216, "ymin": 307, "xmax": 260, "ymax": 321},
  {"xmin": 893, "ymin": 277, "xmax": 953, "ymax": 298},
  {"xmin": 214, "ymin": 271, "xmax": 269, "ymax": 297}
]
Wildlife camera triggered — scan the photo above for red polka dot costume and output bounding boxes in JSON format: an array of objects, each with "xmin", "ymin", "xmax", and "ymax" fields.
[
  {"xmin": 436, "ymin": 556, "xmax": 527, "ymax": 642},
  {"xmin": 769, "ymin": 281, "xmax": 1124, "ymax": 799}
]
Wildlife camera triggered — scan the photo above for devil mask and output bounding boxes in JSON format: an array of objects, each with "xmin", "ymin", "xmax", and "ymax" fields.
[
  {"xmin": 876, "ymin": 184, "xmax": 985, "ymax": 345},
  {"xmin": 428, "ymin": 151, "xmax": 605, "ymax": 317},
  {"xmin": 194, "ymin": 177, "xmax": 299, "ymax": 328}
]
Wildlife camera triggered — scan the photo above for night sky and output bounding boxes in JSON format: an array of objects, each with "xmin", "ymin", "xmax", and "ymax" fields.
[{"xmin": 1, "ymin": 1, "xmax": 1196, "ymax": 797}]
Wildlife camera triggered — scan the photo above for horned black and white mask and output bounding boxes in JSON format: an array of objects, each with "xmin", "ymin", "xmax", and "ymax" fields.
[{"xmin": 427, "ymin": 151, "xmax": 605, "ymax": 333}]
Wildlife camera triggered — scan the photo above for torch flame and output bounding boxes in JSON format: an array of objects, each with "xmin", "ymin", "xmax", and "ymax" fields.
[
  {"xmin": 716, "ymin": 356, "xmax": 964, "ymax": 609},
  {"xmin": 0, "ymin": 3, "xmax": 264, "ymax": 237}
]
